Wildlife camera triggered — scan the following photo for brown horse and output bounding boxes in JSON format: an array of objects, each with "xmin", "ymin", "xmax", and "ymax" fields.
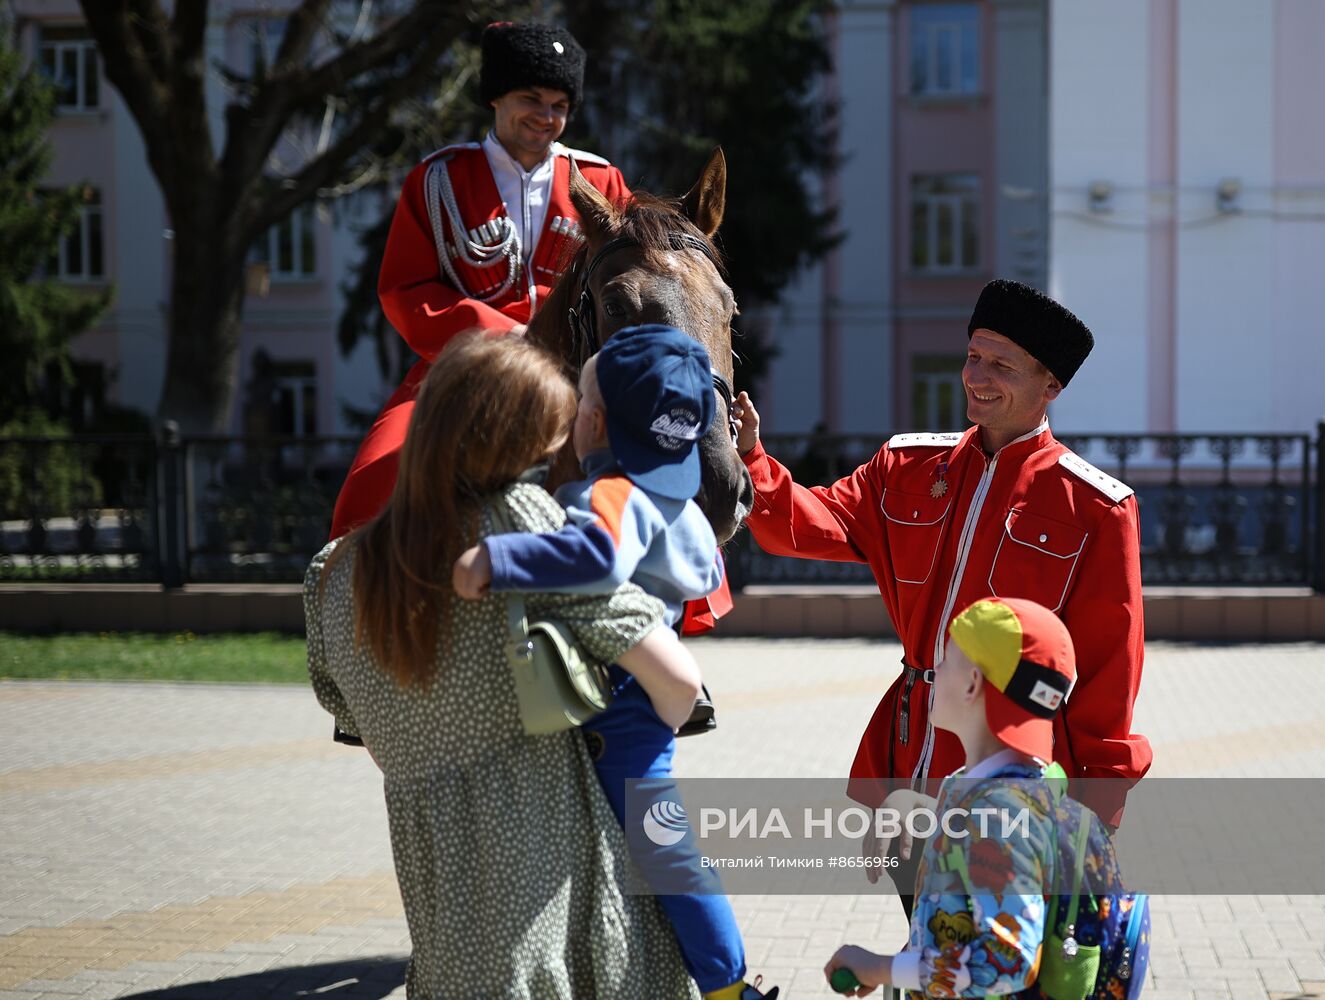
[{"xmin": 526, "ymin": 148, "xmax": 754, "ymax": 544}]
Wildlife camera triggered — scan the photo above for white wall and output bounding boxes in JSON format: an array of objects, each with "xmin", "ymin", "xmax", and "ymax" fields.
[
  {"xmin": 1050, "ymin": 0, "xmax": 1325, "ymax": 435},
  {"xmin": 1048, "ymin": 0, "xmax": 1151, "ymax": 433},
  {"xmin": 1173, "ymin": 0, "xmax": 1275, "ymax": 431}
]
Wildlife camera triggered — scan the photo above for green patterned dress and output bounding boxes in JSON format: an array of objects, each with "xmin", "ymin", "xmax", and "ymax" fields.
[{"xmin": 304, "ymin": 482, "xmax": 699, "ymax": 1000}]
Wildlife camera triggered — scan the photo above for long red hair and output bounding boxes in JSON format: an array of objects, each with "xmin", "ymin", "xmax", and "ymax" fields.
[{"xmin": 334, "ymin": 332, "xmax": 576, "ymax": 688}]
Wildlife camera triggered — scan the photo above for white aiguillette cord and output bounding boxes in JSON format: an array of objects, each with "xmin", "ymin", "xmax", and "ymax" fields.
[{"xmin": 424, "ymin": 157, "xmax": 521, "ymax": 302}]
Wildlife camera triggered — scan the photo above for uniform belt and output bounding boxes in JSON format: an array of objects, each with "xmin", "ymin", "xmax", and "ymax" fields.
[{"xmin": 897, "ymin": 661, "xmax": 933, "ymax": 747}]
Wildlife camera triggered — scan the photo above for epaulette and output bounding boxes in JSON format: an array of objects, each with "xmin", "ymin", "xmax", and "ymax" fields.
[
  {"xmin": 555, "ymin": 143, "xmax": 611, "ymax": 167},
  {"xmin": 1057, "ymin": 452, "xmax": 1134, "ymax": 504},
  {"xmin": 887, "ymin": 432, "xmax": 963, "ymax": 450},
  {"xmin": 420, "ymin": 141, "xmax": 480, "ymax": 163}
]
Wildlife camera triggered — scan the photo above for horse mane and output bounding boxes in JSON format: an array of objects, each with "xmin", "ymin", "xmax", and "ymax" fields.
[{"xmin": 525, "ymin": 192, "xmax": 726, "ymax": 370}]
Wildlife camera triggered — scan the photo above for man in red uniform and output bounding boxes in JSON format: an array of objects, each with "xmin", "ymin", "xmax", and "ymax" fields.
[
  {"xmin": 734, "ymin": 280, "xmax": 1152, "ymax": 832},
  {"xmin": 330, "ymin": 21, "xmax": 629, "ymax": 539}
]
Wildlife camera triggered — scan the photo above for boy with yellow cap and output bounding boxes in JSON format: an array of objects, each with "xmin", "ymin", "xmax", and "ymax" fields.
[{"xmin": 824, "ymin": 597, "xmax": 1075, "ymax": 997}]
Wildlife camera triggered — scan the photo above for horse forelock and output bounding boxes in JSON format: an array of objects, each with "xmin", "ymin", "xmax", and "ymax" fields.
[
  {"xmin": 527, "ymin": 190, "xmax": 733, "ymax": 378},
  {"xmin": 615, "ymin": 193, "xmax": 727, "ymax": 277}
]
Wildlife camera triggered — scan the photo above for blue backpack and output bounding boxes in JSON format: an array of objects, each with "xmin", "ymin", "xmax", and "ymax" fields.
[{"xmin": 940, "ymin": 763, "xmax": 1150, "ymax": 1000}]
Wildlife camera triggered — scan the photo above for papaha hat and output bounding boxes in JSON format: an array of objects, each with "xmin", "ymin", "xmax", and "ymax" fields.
[
  {"xmin": 594, "ymin": 325, "xmax": 715, "ymax": 501},
  {"xmin": 946, "ymin": 597, "xmax": 1076, "ymax": 762},
  {"xmin": 479, "ymin": 22, "xmax": 585, "ymax": 110},
  {"xmin": 967, "ymin": 279, "xmax": 1095, "ymax": 387}
]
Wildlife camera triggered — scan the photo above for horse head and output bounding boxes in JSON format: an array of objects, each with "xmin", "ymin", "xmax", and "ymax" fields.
[{"xmin": 529, "ymin": 148, "xmax": 754, "ymax": 544}]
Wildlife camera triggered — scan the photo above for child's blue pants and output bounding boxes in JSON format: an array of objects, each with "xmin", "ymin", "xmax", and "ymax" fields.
[{"xmin": 583, "ymin": 669, "xmax": 746, "ymax": 994}]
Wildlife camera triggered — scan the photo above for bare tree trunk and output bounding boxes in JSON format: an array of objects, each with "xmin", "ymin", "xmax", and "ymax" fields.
[{"xmin": 158, "ymin": 208, "xmax": 249, "ymax": 433}]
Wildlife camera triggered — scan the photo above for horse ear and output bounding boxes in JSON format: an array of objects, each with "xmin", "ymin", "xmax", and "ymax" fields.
[
  {"xmin": 681, "ymin": 147, "xmax": 726, "ymax": 237},
  {"xmin": 569, "ymin": 158, "xmax": 617, "ymax": 244}
]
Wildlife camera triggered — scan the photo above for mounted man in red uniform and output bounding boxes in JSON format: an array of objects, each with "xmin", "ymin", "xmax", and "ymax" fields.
[
  {"xmin": 331, "ymin": 22, "xmax": 625, "ymax": 537},
  {"xmin": 329, "ymin": 21, "xmax": 733, "ymax": 634}
]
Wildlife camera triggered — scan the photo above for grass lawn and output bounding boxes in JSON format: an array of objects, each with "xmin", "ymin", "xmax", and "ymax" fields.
[{"xmin": 0, "ymin": 631, "xmax": 307, "ymax": 684}]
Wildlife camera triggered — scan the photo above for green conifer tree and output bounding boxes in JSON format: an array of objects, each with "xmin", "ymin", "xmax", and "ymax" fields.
[{"xmin": 0, "ymin": 38, "xmax": 110, "ymax": 424}]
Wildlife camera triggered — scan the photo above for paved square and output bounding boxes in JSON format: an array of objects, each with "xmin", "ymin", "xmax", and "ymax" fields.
[{"xmin": 2, "ymin": 638, "xmax": 1323, "ymax": 998}]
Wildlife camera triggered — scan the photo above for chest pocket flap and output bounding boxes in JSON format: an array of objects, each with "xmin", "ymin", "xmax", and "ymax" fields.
[
  {"xmin": 881, "ymin": 488, "xmax": 952, "ymax": 585},
  {"xmin": 988, "ymin": 508, "xmax": 1088, "ymax": 612}
]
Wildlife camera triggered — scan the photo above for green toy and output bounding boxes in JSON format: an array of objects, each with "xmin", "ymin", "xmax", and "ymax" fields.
[{"xmin": 830, "ymin": 966, "xmax": 862, "ymax": 993}]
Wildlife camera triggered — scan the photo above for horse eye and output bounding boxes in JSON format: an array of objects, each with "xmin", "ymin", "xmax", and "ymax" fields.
[{"xmin": 603, "ymin": 301, "xmax": 626, "ymax": 319}]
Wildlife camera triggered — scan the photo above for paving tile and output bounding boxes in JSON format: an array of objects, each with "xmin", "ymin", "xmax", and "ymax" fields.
[{"xmin": 2, "ymin": 641, "xmax": 1324, "ymax": 996}]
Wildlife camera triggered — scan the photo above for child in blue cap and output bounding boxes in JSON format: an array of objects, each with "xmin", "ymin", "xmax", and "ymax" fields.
[{"xmin": 454, "ymin": 324, "xmax": 775, "ymax": 1000}]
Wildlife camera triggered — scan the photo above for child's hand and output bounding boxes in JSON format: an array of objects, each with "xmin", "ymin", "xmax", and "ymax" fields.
[
  {"xmin": 733, "ymin": 390, "xmax": 760, "ymax": 456},
  {"xmin": 880, "ymin": 789, "xmax": 938, "ymax": 862},
  {"xmin": 452, "ymin": 544, "xmax": 493, "ymax": 600},
  {"xmin": 824, "ymin": 944, "xmax": 890, "ymax": 995}
]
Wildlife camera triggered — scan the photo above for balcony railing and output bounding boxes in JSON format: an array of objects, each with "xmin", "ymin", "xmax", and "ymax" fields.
[{"xmin": 2, "ymin": 424, "xmax": 1322, "ymax": 591}]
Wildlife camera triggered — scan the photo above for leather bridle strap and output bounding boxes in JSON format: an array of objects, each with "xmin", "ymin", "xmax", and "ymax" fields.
[
  {"xmin": 566, "ymin": 230, "xmax": 737, "ymax": 442},
  {"xmin": 567, "ymin": 232, "xmax": 725, "ymax": 366}
]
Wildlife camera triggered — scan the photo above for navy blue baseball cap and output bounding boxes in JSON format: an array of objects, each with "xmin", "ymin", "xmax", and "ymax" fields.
[{"xmin": 594, "ymin": 325, "xmax": 716, "ymax": 500}]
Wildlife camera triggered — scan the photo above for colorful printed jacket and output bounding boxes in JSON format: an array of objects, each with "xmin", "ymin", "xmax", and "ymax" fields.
[
  {"xmin": 484, "ymin": 449, "xmax": 724, "ymax": 627},
  {"xmin": 894, "ymin": 751, "xmax": 1056, "ymax": 998},
  {"xmin": 742, "ymin": 423, "xmax": 1152, "ymax": 826}
]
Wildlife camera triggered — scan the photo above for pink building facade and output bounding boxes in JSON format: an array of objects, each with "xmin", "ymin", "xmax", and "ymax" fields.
[{"xmin": 766, "ymin": 0, "xmax": 1048, "ymax": 436}]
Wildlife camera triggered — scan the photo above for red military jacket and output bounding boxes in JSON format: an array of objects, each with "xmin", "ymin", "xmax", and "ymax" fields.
[
  {"xmin": 742, "ymin": 422, "xmax": 1152, "ymax": 826},
  {"xmin": 329, "ymin": 142, "xmax": 629, "ymax": 539},
  {"xmin": 378, "ymin": 141, "xmax": 631, "ymax": 361}
]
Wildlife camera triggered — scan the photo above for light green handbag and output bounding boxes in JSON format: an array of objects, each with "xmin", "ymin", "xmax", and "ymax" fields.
[{"xmin": 490, "ymin": 502, "xmax": 614, "ymax": 735}]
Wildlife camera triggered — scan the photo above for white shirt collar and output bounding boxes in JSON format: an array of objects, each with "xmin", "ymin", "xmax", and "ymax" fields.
[{"xmin": 482, "ymin": 130, "xmax": 554, "ymax": 177}]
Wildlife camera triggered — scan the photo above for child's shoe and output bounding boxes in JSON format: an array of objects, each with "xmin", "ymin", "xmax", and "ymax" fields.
[
  {"xmin": 740, "ymin": 977, "xmax": 778, "ymax": 999},
  {"xmin": 704, "ymin": 976, "xmax": 778, "ymax": 999}
]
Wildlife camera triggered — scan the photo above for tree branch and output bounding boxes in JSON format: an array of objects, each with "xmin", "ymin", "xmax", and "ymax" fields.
[
  {"xmin": 168, "ymin": 0, "xmax": 217, "ymax": 179},
  {"xmin": 77, "ymin": 1, "xmax": 177, "ymax": 195},
  {"xmin": 272, "ymin": 0, "xmax": 333, "ymax": 77},
  {"xmin": 223, "ymin": 1, "xmax": 471, "ymax": 190},
  {"xmin": 250, "ymin": 27, "xmax": 458, "ymax": 237}
]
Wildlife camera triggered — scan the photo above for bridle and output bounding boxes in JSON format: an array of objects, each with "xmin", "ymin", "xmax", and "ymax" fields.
[{"xmin": 567, "ymin": 231, "xmax": 739, "ymax": 444}]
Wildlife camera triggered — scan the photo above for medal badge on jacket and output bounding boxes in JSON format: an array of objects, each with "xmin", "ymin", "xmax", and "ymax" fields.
[{"xmin": 930, "ymin": 461, "xmax": 950, "ymax": 499}]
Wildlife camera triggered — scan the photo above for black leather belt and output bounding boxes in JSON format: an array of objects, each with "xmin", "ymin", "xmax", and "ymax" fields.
[{"xmin": 897, "ymin": 661, "xmax": 933, "ymax": 747}]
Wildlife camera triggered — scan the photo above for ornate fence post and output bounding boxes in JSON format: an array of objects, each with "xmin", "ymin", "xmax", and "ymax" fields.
[{"xmin": 158, "ymin": 421, "xmax": 186, "ymax": 590}]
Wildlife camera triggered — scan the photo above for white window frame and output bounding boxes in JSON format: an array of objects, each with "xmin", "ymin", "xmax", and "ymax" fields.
[
  {"xmin": 253, "ymin": 204, "xmax": 318, "ymax": 282},
  {"xmin": 51, "ymin": 190, "xmax": 105, "ymax": 282},
  {"xmin": 911, "ymin": 174, "xmax": 980, "ymax": 274},
  {"xmin": 910, "ymin": 4, "xmax": 980, "ymax": 97},
  {"xmin": 274, "ymin": 366, "xmax": 318, "ymax": 437},
  {"xmin": 39, "ymin": 29, "xmax": 100, "ymax": 112},
  {"xmin": 912, "ymin": 368, "xmax": 965, "ymax": 431}
]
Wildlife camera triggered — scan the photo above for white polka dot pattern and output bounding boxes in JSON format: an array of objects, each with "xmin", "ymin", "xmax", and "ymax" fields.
[{"xmin": 304, "ymin": 482, "xmax": 698, "ymax": 999}]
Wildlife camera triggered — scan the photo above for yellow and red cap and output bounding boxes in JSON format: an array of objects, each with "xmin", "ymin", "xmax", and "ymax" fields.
[{"xmin": 947, "ymin": 597, "xmax": 1076, "ymax": 761}]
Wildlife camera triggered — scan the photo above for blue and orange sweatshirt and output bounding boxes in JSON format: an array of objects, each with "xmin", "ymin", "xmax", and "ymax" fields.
[{"xmin": 484, "ymin": 449, "xmax": 724, "ymax": 626}]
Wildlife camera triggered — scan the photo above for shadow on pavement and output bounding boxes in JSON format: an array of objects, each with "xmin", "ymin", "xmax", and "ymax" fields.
[{"xmin": 121, "ymin": 956, "xmax": 407, "ymax": 999}]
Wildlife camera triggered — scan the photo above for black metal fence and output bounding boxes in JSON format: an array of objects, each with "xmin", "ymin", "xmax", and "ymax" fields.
[{"xmin": 2, "ymin": 423, "xmax": 1323, "ymax": 591}]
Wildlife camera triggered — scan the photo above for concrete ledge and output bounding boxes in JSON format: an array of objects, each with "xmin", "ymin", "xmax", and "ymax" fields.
[{"xmin": 2, "ymin": 583, "xmax": 1324, "ymax": 641}]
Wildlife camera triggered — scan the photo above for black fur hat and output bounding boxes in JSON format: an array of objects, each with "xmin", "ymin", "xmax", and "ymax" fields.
[
  {"xmin": 480, "ymin": 22, "xmax": 585, "ymax": 109},
  {"xmin": 967, "ymin": 279, "xmax": 1095, "ymax": 387}
]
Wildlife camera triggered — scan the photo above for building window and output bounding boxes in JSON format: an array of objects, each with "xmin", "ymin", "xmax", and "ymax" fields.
[
  {"xmin": 47, "ymin": 188, "xmax": 104, "ymax": 281},
  {"xmin": 911, "ymin": 355, "xmax": 966, "ymax": 431},
  {"xmin": 273, "ymin": 361, "xmax": 318, "ymax": 436},
  {"xmin": 910, "ymin": 3, "xmax": 980, "ymax": 97},
  {"xmin": 252, "ymin": 204, "xmax": 317, "ymax": 281},
  {"xmin": 39, "ymin": 26, "xmax": 100, "ymax": 111},
  {"xmin": 910, "ymin": 174, "xmax": 979, "ymax": 273}
]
